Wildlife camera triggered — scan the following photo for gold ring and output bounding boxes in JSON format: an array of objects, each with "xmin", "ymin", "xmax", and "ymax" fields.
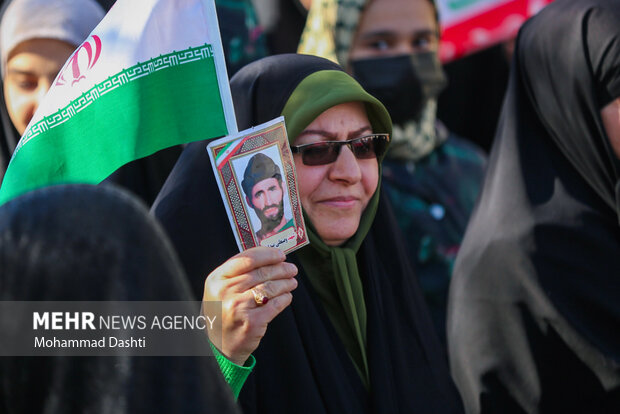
[{"xmin": 251, "ymin": 288, "xmax": 269, "ymax": 306}]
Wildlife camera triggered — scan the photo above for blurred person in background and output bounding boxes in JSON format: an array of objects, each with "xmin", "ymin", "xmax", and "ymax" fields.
[
  {"xmin": 437, "ymin": 43, "xmax": 511, "ymax": 153},
  {"xmin": 0, "ymin": 0, "xmax": 181, "ymax": 205},
  {"xmin": 299, "ymin": 0, "xmax": 487, "ymax": 344},
  {"xmin": 216, "ymin": 0, "xmax": 268, "ymax": 76},
  {"xmin": 252, "ymin": 0, "xmax": 311, "ymax": 54},
  {"xmin": 448, "ymin": 0, "xmax": 620, "ymax": 411},
  {"xmin": 0, "ymin": 184, "xmax": 240, "ymax": 413}
]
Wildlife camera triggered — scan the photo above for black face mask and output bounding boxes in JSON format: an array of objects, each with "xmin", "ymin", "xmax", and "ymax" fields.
[{"xmin": 350, "ymin": 52, "xmax": 447, "ymax": 124}]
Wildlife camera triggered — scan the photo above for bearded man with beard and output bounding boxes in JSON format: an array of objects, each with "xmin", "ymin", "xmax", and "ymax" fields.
[{"xmin": 242, "ymin": 153, "xmax": 294, "ymax": 243}]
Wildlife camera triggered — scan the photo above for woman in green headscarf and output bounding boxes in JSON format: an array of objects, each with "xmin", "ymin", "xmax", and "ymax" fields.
[
  {"xmin": 299, "ymin": 0, "xmax": 487, "ymax": 344},
  {"xmin": 152, "ymin": 54, "xmax": 463, "ymax": 413}
]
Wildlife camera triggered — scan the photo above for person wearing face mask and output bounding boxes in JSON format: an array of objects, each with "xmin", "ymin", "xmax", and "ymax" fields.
[
  {"xmin": 0, "ymin": 0, "xmax": 182, "ymax": 206},
  {"xmin": 298, "ymin": 0, "xmax": 487, "ymax": 344}
]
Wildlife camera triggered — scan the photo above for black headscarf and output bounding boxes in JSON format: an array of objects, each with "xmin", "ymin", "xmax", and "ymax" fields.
[
  {"xmin": 252, "ymin": 0, "xmax": 308, "ymax": 55},
  {"xmin": 0, "ymin": 184, "xmax": 239, "ymax": 414},
  {"xmin": 152, "ymin": 54, "xmax": 463, "ymax": 414},
  {"xmin": 448, "ymin": 1, "xmax": 620, "ymax": 412}
]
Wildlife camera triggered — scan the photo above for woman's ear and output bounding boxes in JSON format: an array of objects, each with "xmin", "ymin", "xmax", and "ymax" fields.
[{"xmin": 600, "ymin": 97, "xmax": 620, "ymax": 159}]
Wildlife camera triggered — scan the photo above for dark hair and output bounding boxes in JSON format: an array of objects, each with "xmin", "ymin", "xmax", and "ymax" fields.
[
  {"xmin": 0, "ymin": 184, "xmax": 190, "ymax": 299},
  {"xmin": 0, "ymin": 184, "xmax": 240, "ymax": 414}
]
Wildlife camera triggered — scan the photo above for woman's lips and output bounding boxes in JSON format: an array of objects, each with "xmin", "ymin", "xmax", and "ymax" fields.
[{"xmin": 319, "ymin": 196, "xmax": 359, "ymax": 208}]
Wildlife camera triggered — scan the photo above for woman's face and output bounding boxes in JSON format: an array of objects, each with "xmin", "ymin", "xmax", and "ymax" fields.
[
  {"xmin": 293, "ymin": 102, "xmax": 379, "ymax": 246},
  {"xmin": 3, "ymin": 38, "xmax": 75, "ymax": 135},
  {"xmin": 349, "ymin": 0, "xmax": 439, "ymax": 61}
]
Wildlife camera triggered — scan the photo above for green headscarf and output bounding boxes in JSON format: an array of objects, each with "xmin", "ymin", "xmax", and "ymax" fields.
[{"xmin": 282, "ymin": 69, "xmax": 391, "ymax": 387}]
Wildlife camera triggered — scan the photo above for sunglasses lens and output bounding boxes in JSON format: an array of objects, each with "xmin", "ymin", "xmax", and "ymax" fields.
[
  {"xmin": 301, "ymin": 143, "xmax": 338, "ymax": 166},
  {"xmin": 351, "ymin": 135, "xmax": 389, "ymax": 159},
  {"xmin": 295, "ymin": 134, "xmax": 389, "ymax": 166},
  {"xmin": 351, "ymin": 136, "xmax": 376, "ymax": 159},
  {"xmin": 371, "ymin": 135, "xmax": 389, "ymax": 159}
]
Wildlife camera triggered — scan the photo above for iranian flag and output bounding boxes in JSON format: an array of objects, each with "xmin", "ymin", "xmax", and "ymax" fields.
[
  {"xmin": 438, "ymin": 0, "xmax": 554, "ymax": 62},
  {"xmin": 0, "ymin": 0, "xmax": 237, "ymax": 204}
]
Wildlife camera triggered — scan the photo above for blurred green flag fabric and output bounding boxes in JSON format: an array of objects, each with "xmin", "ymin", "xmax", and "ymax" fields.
[{"xmin": 0, "ymin": 0, "xmax": 237, "ymax": 204}]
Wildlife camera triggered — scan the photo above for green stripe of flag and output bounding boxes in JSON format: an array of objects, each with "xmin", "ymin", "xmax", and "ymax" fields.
[{"xmin": 0, "ymin": 45, "xmax": 227, "ymax": 203}]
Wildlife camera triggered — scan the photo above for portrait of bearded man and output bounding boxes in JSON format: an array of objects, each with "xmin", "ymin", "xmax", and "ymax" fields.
[{"xmin": 241, "ymin": 153, "xmax": 294, "ymax": 243}]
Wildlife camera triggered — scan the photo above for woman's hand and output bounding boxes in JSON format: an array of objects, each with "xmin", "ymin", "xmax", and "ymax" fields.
[{"xmin": 203, "ymin": 247, "xmax": 298, "ymax": 365}]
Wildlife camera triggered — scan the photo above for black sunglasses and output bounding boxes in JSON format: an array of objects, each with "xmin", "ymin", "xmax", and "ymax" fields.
[{"xmin": 291, "ymin": 133, "xmax": 390, "ymax": 166}]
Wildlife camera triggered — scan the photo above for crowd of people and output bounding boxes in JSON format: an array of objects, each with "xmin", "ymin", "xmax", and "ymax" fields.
[{"xmin": 1, "ymin": 0, "xmax": 619, "ymax": 413}]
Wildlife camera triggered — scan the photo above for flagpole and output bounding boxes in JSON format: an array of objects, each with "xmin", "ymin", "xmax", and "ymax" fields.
[{"xmin": 202, "ymin": 0, "xmax": 238, "ymax": 135}]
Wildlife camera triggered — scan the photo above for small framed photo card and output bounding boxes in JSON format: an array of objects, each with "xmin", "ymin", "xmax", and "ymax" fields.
[{"xmin": 207, "ymin": 116, "xmax": 309, "ymax": 254}]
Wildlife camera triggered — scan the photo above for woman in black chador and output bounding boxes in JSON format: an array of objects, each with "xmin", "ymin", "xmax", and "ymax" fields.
[
  {"xmin": 153, "ymin": 54, "xmax": 463, "ymax": 414},
  {"xmin": 448, "ymin": 0, "xmax": 620, "ymax": 412}
]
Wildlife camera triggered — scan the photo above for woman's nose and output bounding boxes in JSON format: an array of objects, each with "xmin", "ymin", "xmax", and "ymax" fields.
[
  {"xmin": 393, "ymin": 41, "xmax": 415, "ymax": 55},
  {"xmin": 328, "ymin": 145, "xmax": 362, "ymax": 184}
]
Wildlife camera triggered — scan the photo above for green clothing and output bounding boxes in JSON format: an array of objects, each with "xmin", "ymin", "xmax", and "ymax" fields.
[
  {"xmin": 209, "ymin": 342, "xmax": 255, "ymax": 400},
  {"xmin": 282, "ymin": 69, "xmax": 391, "ymax": 388}
]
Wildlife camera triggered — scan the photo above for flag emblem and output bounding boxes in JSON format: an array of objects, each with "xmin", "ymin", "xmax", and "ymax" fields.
[{"xmin": 56, "ymin": 35, "xmax": 103, "ymax": 87}]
